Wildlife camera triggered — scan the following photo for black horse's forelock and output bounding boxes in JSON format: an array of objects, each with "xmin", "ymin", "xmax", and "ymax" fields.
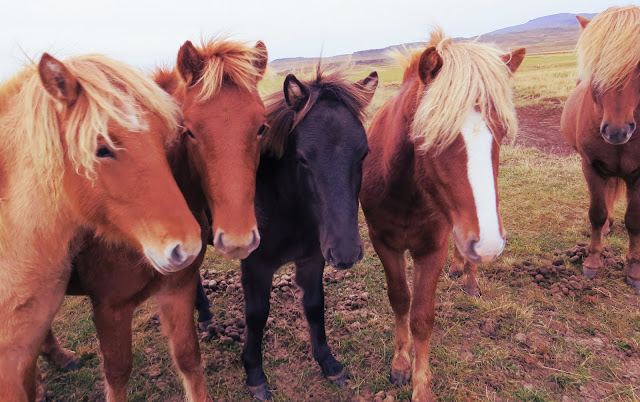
[{"xmin": 261, "ymin": 67, "xmax": 371, "ymax": 158}]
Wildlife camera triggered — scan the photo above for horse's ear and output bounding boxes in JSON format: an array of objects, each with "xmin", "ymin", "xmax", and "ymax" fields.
[
  {"xmin": 576, "ymin": 15, "xmax": 591, "ymax": 29},
  {"xmin": 356, "ymin": 71, "xmax": 379, "ymax": 107},
  {"xmin": 177, "ymin": 40, "xmax": 206, "ymax": 86},
  {"xmin": 284, "ymin": 74, "xmax": 309, "ymax": 112},
  {"xmin": 253, "ymin": 41, "xmax": 268, "ymax": 79},
  {"xmin": 38, "ymin": 53, "xmax": 80, "ymax": 107},
  {"xmin": 418, "ymin": 46, "xmax": 443, "ymax": 85},
  {"xmin": 501, "ymin": 48, "xmax": 526, "ymax": 74}
]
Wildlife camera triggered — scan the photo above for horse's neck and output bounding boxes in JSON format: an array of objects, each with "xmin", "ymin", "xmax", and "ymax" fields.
[
  {"xmin": 0, "ymin": 159, "xmax": 79, "ymax": 308},
  {"xmin": 283, "ymin": 141, "xmax": 307, "ymax": 194},
  {"xmin": 258, "ymin": 146, "xmax": 308, "ymax": 212},
  {"xmin": 0, "ymin": 163, "xmax": 78, "ymax": 259},
  {"xmin": 376, "ymin": 79, "xmax": 421, "ymax": 181}
]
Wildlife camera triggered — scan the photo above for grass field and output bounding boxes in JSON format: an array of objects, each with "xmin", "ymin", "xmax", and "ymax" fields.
[
  {"xmin": 41, "ymin": 52, "xmax": 640, "ymax": 401},
  {"xmin": 260, "ymin": 50, "xmax": 577, "ymax": 113}
]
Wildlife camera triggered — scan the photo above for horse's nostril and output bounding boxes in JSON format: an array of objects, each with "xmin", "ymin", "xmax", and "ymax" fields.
[
  {"xmin": 215, "ymin": 232, "xmax": 225, "ymax": 250},
  {"xmin": 466, "ymin": 239, "xmax": 480, "ymax": 262},
  {"xmin": 327, "ymin": 248, "xmax": 336, "ymax": 266},
  {"xmin": 630, "ymin": 122, "xmax": 636, "ymax": 132},
  {"xmin": 250, "ymin": 228, "xmax": 260, "ymax": 248},
  {"xmin": 168, "ymin": 244, "xmax": 186, "ymax": 266},
  {"xmin": 601, "ymin": 124, "xmax": 609, "ymax": 134}
]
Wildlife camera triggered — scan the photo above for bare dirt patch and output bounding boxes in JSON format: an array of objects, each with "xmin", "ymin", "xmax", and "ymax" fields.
[{"xmin": 515, "ymin": 104, "xmax": 573, "ymax": 156}]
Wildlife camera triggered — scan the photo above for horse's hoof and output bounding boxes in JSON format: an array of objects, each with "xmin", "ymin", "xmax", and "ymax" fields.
[
  {"xmin": 247, "ymin": 383, "xmax": 271, "ymax": 400},
  {"xmin": 198, "ymin": 320, "xmax": 213, "ymax": 332},
  {"xmin": 448, "ymin": 270, "xmax": 463, "ymax": 279},
  {"xmin": 390, "ymin": 368, "xmax": 411, "ymax": 385},
  {"xmin": 583, "ymin": 266, "xmax": 599, "ymax": 280},
  {"xmin": 44, "ymin": 350, "xmax": 80, "ymax": 372},
  {"xmin": 627, "ymin": 276, "xmax": 640, "ymax": 291},
  {"xmin": 326, "ymin": 370, "xmax": 348, "ymax": 387}
]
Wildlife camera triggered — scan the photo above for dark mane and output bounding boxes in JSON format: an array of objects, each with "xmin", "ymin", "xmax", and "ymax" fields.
[{"xmin": 262, "ymin": 66, "xmax": 371, "ymax": 158}]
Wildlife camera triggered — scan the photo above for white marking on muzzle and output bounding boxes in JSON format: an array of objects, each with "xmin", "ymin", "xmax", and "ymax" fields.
[{"xmin": 460, "ymin": 110, "xmax": 504, "ymax": 258}]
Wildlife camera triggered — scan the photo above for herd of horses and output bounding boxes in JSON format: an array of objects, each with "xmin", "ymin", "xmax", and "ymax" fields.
[{"xmin": 1, "ymin": 5, "xmax": 639, "ymax": 401}]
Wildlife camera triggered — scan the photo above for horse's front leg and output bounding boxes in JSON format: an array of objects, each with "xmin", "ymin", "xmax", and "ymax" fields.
[
  {"xmin": 603, "ymin": 178, "xmax": 620, "ymax": 236},
  {"xmin": 156, "ymin": 268, "xmax": 210, "ymax": 402},
  {"xmin": 624, "ymin": 180, "xmax": 640, "ymax": 289},
  {"xmin": 295, "ymin": 250, "xmax": 346, "ymax": 386},
  {"xmin": 194, "ymin": 277, "xmax": 213, "ymax": 331},
  {"xmin": 241, "ymin": 257, "xmax": 278, "ymax": 400},
  {"xmin": 40, "ymin": 327, "xmax": 80, "ymax": 371},
  {"xmin": 581, "ymin": 159, "xmax": 610, "ymax": 278},
  {"xmin": 449, "ymin": 246, "xmax": 481, "ymax": 297},
  {"xmin": 93, "ymin": 302, "xmax": 135, "ymax": 402},
  {"xmin": 409, "ymin": 244, "xmax": 447, "ymax": 402},
  {"xmin": 0, "ymin": 266, "xmax": 69, "ymax": 401},
  {"xmin": 370, "ymin": 234, "xmax": 411, "ymax": 385}
]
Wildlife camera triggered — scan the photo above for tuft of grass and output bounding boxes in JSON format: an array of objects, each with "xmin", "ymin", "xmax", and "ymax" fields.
[{"xmin": 513, "ymin": 386, "xmax": 551, "ymax": 402}]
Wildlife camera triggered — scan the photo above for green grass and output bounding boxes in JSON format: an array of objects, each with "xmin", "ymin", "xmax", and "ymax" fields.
[
  {"xmin": 42, "ymin": 145, "xmax": 640, "ymax": 401},
  {"xmin": 260, "ymin": 51, "xmax": 578, "ymax": 114},
  {"xmin": 512, "ymin": 52, "xmax": 577, "ymax": 108}
]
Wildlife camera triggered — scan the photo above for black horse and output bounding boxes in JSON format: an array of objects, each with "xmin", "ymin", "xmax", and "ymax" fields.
[{"xmin": 199, "ymin": 68, "xmax": 378, "ymax": 399}]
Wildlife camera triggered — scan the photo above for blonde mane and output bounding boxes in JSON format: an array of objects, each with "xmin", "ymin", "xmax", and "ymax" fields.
[
  {"xmin": 0, "ymin": 54, "xmax": 180, "ymax": 192},
  {"xmin": 0, "ymin": 68, "xmax": 31, "ymax": 112},
  {"xmin": 402, "ymin": 29, "xmax": 518, "ymax": 152},
  {"xmin": 576, "ymin": 5, "xmax": 640, "ymax": 92},
  {"xmin": 165, "ymin": 37, "xmax": 266, "ymax": 102}
]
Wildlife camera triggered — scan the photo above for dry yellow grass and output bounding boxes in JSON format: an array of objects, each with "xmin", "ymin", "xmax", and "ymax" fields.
[{"xmin": 512, "ymin": 52, "xmax": 577, "ymax": 108}]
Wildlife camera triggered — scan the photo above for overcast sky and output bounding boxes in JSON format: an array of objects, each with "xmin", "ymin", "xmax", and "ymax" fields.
[{"xmin": 0, "ymin": 0, "xmax": 626, "ymax": 79}]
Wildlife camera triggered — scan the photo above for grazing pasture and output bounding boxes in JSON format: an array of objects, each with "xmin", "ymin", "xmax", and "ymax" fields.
[{"xmin": 40, "ymin": 51, "xmax": 640, "ymax": 401}]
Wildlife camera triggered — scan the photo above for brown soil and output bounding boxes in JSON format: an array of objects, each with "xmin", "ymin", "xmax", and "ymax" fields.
[{"xmin": 514, "ymin": 104, "xmax": 574, "ymax": 156}]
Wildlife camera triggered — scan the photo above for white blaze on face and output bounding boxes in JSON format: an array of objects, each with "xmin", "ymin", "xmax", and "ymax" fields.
[{"xmin": 460, "ymin": 110, "xmax": 504, "ymax": 260}]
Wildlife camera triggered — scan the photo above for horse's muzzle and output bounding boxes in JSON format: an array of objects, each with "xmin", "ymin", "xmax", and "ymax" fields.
[{"xmin": 601, "ymin": 122, "xmax": 635, "ymax": 145}]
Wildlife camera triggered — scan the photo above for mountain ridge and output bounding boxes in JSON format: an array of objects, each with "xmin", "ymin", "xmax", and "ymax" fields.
[{"xmin": 270, "ymin": 12, "xmax": 597, "ymax": 72}]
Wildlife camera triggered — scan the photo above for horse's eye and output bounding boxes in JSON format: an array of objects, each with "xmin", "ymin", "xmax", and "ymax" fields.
[
  {"xmin": 297, "ymin": 155, "xmax": 310, "ymax": 167},
  {"xmin": 96, "ymin": 145, "xmax": 115, "ymax": 158},
  {"xmin": 186, "ymin": 129, "xmax": 196, "ymax": 139},
  {"xmin": 257, "ymin": 123, "xmax": 268, "ymax": 137}
]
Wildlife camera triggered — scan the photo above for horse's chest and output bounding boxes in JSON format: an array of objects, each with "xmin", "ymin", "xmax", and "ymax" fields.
[
  {"xmin": 256, "ymin": 204, "xmax": 318, "ymax": 263},
  {"xmin": 588, "ymin": 145, "xmax": 640, "ymax": 178},
  {"xmin": 364, "ymin": 186, "xmax": 448, "ymax": 251},
  {"xmin": 620, "ymin": 151, "xmax": 640, "ymax": 177}
]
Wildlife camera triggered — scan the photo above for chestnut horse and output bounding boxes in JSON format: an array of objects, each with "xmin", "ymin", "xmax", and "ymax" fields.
[
  {"xmin": 236, "ymin": 68, "xmax": 377, "ymax": 400},
  {"xmin": 40, "ymin": 39, "xmax": 268, "ymax": 402},
  {"xmin": 361, "ymin": 29, "xmax": 524, "ymax": 400},
  {"xmin": 561, "ymin": 6, "xmax": 640, "ymax": 288},
  {"xmin": 0, "ymin": 54, "xmax": 202, "ymax": 401}
]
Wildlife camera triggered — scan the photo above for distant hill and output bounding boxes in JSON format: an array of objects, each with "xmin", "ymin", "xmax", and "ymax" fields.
[
  {"xmin": 269, "ymin": 12, "xmax": 597, "ymax": 74},
  {"xmin": 487, "ymin": 13, "xmax": 596, "ymax": 35}
]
